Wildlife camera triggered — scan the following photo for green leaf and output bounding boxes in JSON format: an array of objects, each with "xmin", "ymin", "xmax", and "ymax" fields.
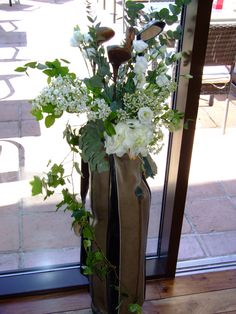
[
  {"xmin": 83, "ymin": 239, "xmax": 92, "ymax": 250},
  {"xmin": 142, "ymin": 155, "xmax": 157, "ymax": 178},
  {"xmin": 83, "ymin": 226, "xmax": 94, "ymax": 240},
  {"xmin": 43, "ymin": 69, "xmax": 57, "ymax": 77},
  {"xmin": 84, "ymin": 75, "xmax": 104, "ymax": 89},
  {"xmin": 159, "ymin": 8, "xmax": 170, "ymax": 19},
  {"xmin": 165, "ymin": 14, "xmax": 178, "ymax": 25},
  {"xmin": 60, "ymin": 58, "xmax": 70, "ymax": 64},
  {"xmin": 128, "ymin": 303, "xmax": 142, "ymax": 313},
  {"xmin": 30, "ymin": 176, "xmax": 43, "ymax": 196},
  {"xmin": 24, "ymin": 61, "xmax": 37, "ymax": 68},
  {"xmin": 169, "ymin": 3, "xmax": 181, "ymax": 15},
  {"xmin": 104, "ymin": 120, "xmax": 116, "ymax": 136},
  {"xmin": 45, "ymin": 115, "xmax": 55, "ymax": 128},
  {"xmin": 94, "ymin": 251, "xmax": 104, "ymax": 262},
  {"xmin": 15, "ymin": 66, "xmax": 27, "ymax": 73},
  {"xmin": 126, "ymin": 1, "xmax": 144, "ymax": 11},
  {"xmin": 74, "ymin": 162, "xmax": 82, "ymax": 175},
  {"xmin": 87, "ymin": 15, "xmax": 95, "ymax": 23},
  {"xmin": 31, "ymin": 108, "xmax": 43, "ymax": 121}
]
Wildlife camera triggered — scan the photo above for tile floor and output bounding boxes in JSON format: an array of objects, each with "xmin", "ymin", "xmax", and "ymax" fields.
[{"xmin": 0, "ymin": 0, "xmax": 236, "ymax": 273}]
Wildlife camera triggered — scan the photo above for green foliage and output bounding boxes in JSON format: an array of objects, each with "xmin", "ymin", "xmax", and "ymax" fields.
[
  {"xmin": 15, "ymin": 59, "xmax": 75, "ymax": 81},
  {"xmin": 125, "ymin": 1, "xmax": 145, "ymax": 26},
  {"xmin": 128, "ymin": 303, "xmax": 142, "ymax": 313},
  {"xmin": 142, "ymin": 154, "xmax": 157, "ymax": 179},
  {"xmin": 30, "ymin": 176, "xmax": 42, "ymax": 195},
  {"xmin": 79, "ymin": 121, "xmax": 109, "ymax": 172}
]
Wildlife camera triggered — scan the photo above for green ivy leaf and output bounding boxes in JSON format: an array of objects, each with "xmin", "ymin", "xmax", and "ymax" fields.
[
  {"xmin": 30, "ymin": 176, "xmax": 43, "ymax": 196},
  {"xmin": 31, "ymin": 108, "xmax": 43, "ymax": 121},
  {"xmin": 128, "ymin": 303, "xmax": 142, "ymax": 313},
  {"xmin": 83, "ymin": 226, "xmax": 94, "ymax": 240},
  {"xmin": 83, "ymin": 239, "xmax": 92, "ymax": 250},
  {"xmin": 24, "ymin": 61, "xmax": 37, "ymax": 68},
  {"xmin": 45, "ymin": 115, "xmax": 55, "ymax": 128},
  {"xmin": 15, "ymin": 66, "xmax": 27, "ymax": 73}
]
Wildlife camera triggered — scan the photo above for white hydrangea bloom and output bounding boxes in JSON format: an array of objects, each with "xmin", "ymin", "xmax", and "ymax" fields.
[
  {"xmin": 133, "ymin": 40, "xmax": 148, "ymax": 53},
  {"xmin": 104, "ymin": 122, "xmax": 130, "ymax": 157},
  {"xmin": 104, "ymin": 119, "xmax": 154, "ymax": 159}
]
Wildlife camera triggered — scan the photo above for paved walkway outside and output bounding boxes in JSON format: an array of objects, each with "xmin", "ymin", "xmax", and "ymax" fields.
[{"xmin": 0, "ymin": 0, "xmax": 236, "ymax": 273}]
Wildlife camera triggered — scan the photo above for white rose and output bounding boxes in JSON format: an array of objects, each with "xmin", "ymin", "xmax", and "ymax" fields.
[
  {"xmin": 104, "ymin": 122, "xmax": 129, "ymax": 157},
  {"xmin": 70, "ymin": 30, "xmax": 84, "ymax": 47},
  {"xmin": 156, "ymin": 74, "xmax": 170, "ymax": 87},
  {"xmin": 138, "ymin": 107, "xmax": 153, "ymax": 125},
  {"xmin": 133, "ymin": 73, "xmax": 146, "ymax": 89},
  {"xmin": 133, "ymin": 40, "xmax": 148, "ymax": 53},
  {"xmin": 134, "ymin": 56, "xmax": 148, "ymax": 75}
]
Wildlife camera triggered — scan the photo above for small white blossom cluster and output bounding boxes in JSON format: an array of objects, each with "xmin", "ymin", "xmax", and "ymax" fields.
[
  {"xmin": 104, "ymin": 107, "xmax": 154, "ymax": 159},
  {"xmin": 32, "ymin": 75, "xmax": 89, "ymax": 116},
  {"xmin": 87, "ymin": 98, "xmax": 112, "ymax": 121},
  {"xmin": 120, "ymin": 90, "xmax": 163, "ymax": 120}
]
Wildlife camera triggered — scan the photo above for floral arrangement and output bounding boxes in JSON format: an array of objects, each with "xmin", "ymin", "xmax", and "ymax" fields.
[{"xmin": 16, "ymin": 0, "xmax": 190, "ymax": 312}]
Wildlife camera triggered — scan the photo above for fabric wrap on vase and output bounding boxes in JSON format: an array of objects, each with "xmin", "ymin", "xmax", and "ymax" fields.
[{"xmin": 87, "ymin": 154, "xmax": 151, "ymax": 314}]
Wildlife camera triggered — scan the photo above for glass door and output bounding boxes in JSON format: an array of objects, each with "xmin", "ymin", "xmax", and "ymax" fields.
[{"xmin": 0, "ymin": 0, "xmax": 213, "ymax": 296}]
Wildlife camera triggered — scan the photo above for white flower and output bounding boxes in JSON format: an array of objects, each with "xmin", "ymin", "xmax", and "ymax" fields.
[
  {"xmin": 70, "ymin": 30, "xmax": 84, "ymax": 47},
  {"xmin": 156, "ymin": 74, "xmax": 170, "ymax": 87},
  {"xmin": 138, "ymin": 107, "xmax": 153, "ymax": 125},
  {"xmin": 104, "ymin": 122, "xmax": 129, "ymax": 157},
  {"xmin": 87, "ymin": 98, "xmax": 111, "ymax": 121},
  {"xmin": 133, "ymin": 73, "xmax": 146, "ymax": 89},
  {"xmin": 104, "ymin": 120, "xmax": 154, "ymax": 159},
  {"xmin": 128, "ymin": 123, "xmax": 153, "ymax": 158},
  {"xmin": 133, "ymin": 40, "xmax": 148, "ymax": 53},
  {"xmin": 134, "ymin": 56, "xmax": 148, "ymax": 75},
  {"xmin": 133, "ymin": 56, "xmax": 148, "ymax": 89}
]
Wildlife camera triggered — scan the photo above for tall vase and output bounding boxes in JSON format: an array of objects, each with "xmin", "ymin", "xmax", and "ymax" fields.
[{"xmin": 88, "ymin": 154, "xmax": 151, "ymax": 314}]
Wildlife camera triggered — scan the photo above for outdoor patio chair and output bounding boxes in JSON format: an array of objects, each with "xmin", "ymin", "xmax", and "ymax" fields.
[
  {"xmin": 222, "ymin": 65, "xmax": 236, "ymax": 133},
  {"xmin": 201, "ymin": 24, "xmax": 236, "ymax": 131}
]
